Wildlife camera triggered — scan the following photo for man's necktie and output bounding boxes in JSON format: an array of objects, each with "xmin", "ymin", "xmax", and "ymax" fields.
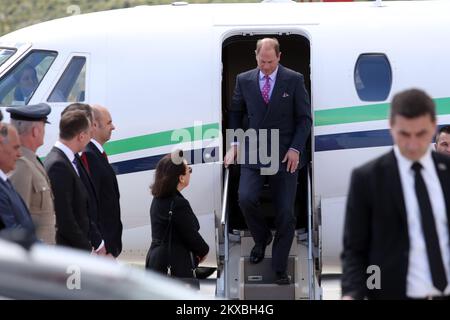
[
  {"xmin": 80, "ymin": 153, "xmax": 91, "ymax": 175},
  {"xmin": 102, "ymin": 151, "xmax": 109, "ymax": 162},
  {"xmin": 72, "ymin": 157, "xmax": 80, "ymax": 176},
  {"xmin": 411, "ymin": 162, "xmax": 448, "ymax": 292},
  {"xmin": 261, "ymin": 75, "xmax": 271, "ymax": 104},
  {"xmin": 36, "ymin": 156, "xmax": 44, "ymax": 168}
]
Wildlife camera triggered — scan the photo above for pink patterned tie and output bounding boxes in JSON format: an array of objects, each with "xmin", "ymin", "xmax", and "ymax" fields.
[{"xmin": 261, "ymin": 75, "xmax": 271, "ymax": 104}]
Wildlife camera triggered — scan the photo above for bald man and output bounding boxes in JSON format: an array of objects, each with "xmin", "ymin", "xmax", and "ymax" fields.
[
  {"xmin": 0, "ymin": 124, "xmax": 36, "ymax": 237},
  {"xmin": 80, "ymin": 105, "xmax": 122, "ymax": 257}
]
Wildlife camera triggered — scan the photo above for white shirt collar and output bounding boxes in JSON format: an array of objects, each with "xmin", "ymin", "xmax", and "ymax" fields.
[
  {"xmin": 259, "ymin": 66, "xmax": 278, "ymax": 82},
  {"xmin": 54, "ymin": 141, "xmax": 76, "ymax": 163},
  {"xmin": 90, "ymin": 139, "xmax": 104, "ymax": 154},
  {"xmin": 394, "ymin": 145, "xmax": 434, "ymax": 173},
  {"xmin": 0, "ymin": 169, "xmax": 7, "ymax": 182}
]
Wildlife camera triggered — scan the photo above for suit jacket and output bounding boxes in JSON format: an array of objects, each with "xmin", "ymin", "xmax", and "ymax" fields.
[
  {"xmin": 44, "ymin": 147, "xmax": 91, "ymax": 251},
  {"xmin": 74, "ymin": 154, "xmax": 103, "ymax": 249},
  {"xmin": 228, "ymin": 64, "xmax": 312, "ymax": 169},
  {"xmin": 81, "ymin": 142, "xmax": 122, "ymax": 257},
  {"xmin": 341, "ymin": 150, "xmax": 450, "ymax": 300},
  {"xmin": 0, "ymin": 177, "xmax": 36, "ymax": 237},
  {"xmin": 145, "ymin": 191, "xmax": 209, "ymax": 278},
  {"xmin": 9, "ymin": 147, "xmax": 56, "ymax": 244}
]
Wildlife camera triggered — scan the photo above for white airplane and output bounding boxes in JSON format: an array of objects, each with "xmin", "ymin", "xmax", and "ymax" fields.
[{"xmin": 1, "ymin": 0, "xmax": 449, "ymax": 299}]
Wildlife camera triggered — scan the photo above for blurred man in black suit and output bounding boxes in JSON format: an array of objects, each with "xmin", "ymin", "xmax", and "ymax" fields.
[{"xmin": 342, "ymin": 89, "xmax": 450, "ymax": 300}]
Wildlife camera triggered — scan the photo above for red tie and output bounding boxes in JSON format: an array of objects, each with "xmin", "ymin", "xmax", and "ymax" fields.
[{"xmin": 80, "ymin": 153, "xmax": 91, "ymax": 175}]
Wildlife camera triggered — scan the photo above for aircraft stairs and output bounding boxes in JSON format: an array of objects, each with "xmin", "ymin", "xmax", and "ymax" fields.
[{"xmin": 216, "ymin": 166, "xmax": 322, "ymax": 300}]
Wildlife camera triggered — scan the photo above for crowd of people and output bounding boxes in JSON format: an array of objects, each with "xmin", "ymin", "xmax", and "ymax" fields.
[{"xmin": 0, "ymin": 103, "xmax": 123, "ymax": 257}]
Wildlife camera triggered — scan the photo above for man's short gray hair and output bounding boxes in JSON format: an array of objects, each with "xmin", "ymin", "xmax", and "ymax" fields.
[{"xmin": 10, "ymin": 119, "xmax": 37, "ymax": 136}]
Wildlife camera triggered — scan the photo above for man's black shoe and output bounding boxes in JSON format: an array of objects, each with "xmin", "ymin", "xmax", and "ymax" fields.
[
  {"xmin": 274, "ymin": 272, "xmax": 290, "ymax": 285},
  {"xmin": 249, "ymin": 233, "xmax": 273, "ymax": 264}
]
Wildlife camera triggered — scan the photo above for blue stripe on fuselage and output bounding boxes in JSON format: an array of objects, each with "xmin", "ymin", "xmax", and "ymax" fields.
[{"xmin": 111, "ymin": 147, "xmax": 219, "ymax": 175}]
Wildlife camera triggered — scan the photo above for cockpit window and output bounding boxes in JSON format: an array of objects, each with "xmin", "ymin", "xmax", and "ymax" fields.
[
  {"xmin": 0, "ymin": 48, "xmax": 16, "ymax": 68},
  {"xmin": 0, "ymin": 50, "xmax": 57, "ymax": 106},
  {"xmin": 48, "ymin": 56, "xmax": 86, "ymax": 103}
]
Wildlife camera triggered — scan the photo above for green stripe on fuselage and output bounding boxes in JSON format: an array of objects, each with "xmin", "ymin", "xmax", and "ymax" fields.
[
  {"xmin": 104, "ymin": 122, "xmax": 220, "ymax": 156},
  {"xmin": 314, "ymin": 97, "xmax": 450, "ymax": 126},
  {"xmin": 99, "ymin": 97, "xmax": 450, "ymax": 157}
]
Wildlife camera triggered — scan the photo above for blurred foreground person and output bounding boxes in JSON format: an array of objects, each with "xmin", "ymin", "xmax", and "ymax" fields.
[{"xmin": 342, "ymin": 89, "xmax": 450, "ymax": 300}]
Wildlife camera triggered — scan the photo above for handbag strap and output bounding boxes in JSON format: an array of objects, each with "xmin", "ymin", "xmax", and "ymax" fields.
[{"xmin": 165, "ymin": 199, "xmax": 175, "ymax": 276}]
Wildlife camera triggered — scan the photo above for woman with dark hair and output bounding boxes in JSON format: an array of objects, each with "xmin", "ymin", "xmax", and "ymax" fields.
[{"xmin": 145, "ymin": 150, "xmax": 209, "ymax": 285}]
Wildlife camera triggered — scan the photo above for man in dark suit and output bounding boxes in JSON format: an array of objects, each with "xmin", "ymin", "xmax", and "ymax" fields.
[
  {"xmin": 0, "ymin": 123, "xmax": 36, "ymax": 238},
  {"xmin": 80, "ymin": 105, "xmax": 122, "ymax": 257},
  {"xmin": 44, "ymin": 110, "xmax": 93, "ymax": 251},
  {"xmin": 60, "ymin": 103, "xmax": 106, "ymax": 255},
  {"xmin": 224, "ymin": 38, "xmax": 312, "ymax": 284},
  {"xmin": 342, "ymin": 89, "xmax": 450, "ymax": 300}
]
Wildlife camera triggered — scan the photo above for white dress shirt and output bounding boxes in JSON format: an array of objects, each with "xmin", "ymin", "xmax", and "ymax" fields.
[
  {"xmin": 90, "ymin": 139, "xmax": 104, "ymax": 154},
  {"xmin": 0, "ymin": 169, "xmax": 8, "ymax": 182},
  {"xmin": 258, "ymin": 67, "xmax": 278, "ymax": 100},
  {"xmin": 394, "ymin": 146, "xmax": 450, "ymax": 297},
  {"xmin": 54, "ymin": 141, "xmax": 79, "ymax": 176}
]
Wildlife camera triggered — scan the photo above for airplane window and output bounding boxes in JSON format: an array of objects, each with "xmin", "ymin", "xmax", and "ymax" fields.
[
  {"xmin": 48, "ymin": 56, "xmax": 86, "ymax": 103},
  {"xmin": 0, "ymin": 48, "xmax": 16, "ymax": 68},
  {"xmin": 0, "ymin": 50, "xmax": 57, "ymax": 106},
  {"xmin": 354, "ymin": 53, "xmax": 392, "ymax": 102}
]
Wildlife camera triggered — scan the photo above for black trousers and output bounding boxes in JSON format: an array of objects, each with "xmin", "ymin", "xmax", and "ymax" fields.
[{"xmin": 238, "ymin": 167, "xmax": 298, "ymax": 273}]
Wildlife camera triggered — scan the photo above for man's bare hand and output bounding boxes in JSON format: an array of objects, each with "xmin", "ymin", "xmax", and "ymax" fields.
[
  {"xmin": 95, "ymin": 245, "xmax": 107, "ymax": 256},
  {"xmin": 224, "ymin": 145, "xmax": 238, "ymax": 168},
  {"xmin": 282, "ymin": 149, "xmax": 300, "ymax": 173}
]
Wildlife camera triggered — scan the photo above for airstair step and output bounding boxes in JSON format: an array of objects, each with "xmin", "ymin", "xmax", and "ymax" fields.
[{"xmin": 243, "ymin": 283, "xmax": 295, "ymax": 300}]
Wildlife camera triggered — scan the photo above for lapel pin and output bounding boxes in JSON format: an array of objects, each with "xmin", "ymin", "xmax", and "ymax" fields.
[{"xmin": 438, "ymin": 163, "xmax": 447, "ymax": 171}]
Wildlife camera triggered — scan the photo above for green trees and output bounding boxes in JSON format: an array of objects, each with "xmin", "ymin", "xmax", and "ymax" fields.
[{"xmin": 1, "ymin": 0, "xmax": 259, "ymax": 36}]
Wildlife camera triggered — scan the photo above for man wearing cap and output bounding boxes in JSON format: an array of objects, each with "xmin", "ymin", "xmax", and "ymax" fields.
[{"xmin": 7, "ymin": 103, "xmax": 56, "ymax": 244}]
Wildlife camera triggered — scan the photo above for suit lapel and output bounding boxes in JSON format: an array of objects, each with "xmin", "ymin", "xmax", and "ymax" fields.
[
  {"xmin": 432, "ymin": 152, "xmax": 450, "ymax": 228},
  {"xmin": 385, "ymin": 150, "xmax": 408, "ymax": 227},
  {"xmin": 249, "ymin": 68, "xmax": 266, "ymax": 106},
  {"xmin": 52, "ymin": 147, "xmax": 79, "ymax": 177}
]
